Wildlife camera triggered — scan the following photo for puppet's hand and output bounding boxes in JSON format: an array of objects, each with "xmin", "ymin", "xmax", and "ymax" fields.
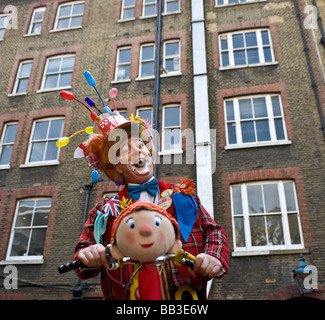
[
  {"xmin": 78, "ymin": 244, "xmax": 109, "ymax": 268},
  {"xmin": 192, "ymin": 253, "xmax": 222, "ymax": 278}
]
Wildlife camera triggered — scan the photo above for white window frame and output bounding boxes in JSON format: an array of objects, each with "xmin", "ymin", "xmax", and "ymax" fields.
[
  {"xmin": 53, "ymin": 1, "xmax": 85, "ymax": 31},
  {"xmin": 142, "ymin": 0, "xmax": 157, "ymax": 18},
  {"xmin": 0, "ymin": 14, "xmax": 9, "ymax": 41},
  {"xmin": 138, "ymin": 43, "xmax": 155, "ymax": 79},
  {"xmin": 24, "ymin": 117, "xmax": 64, "ymax": 167},
  {"xmin": 39, "ymin": 54, "xmax": 75, "ymax": 92},
  {"xmin": 161, "ymin": 105, "xmax": 182, "ymax": 153},
  {"xmin": 231, "ymin": 181, "xmax": 305, "ymax": 256},
  {"xmin": 219, "ymin": 29, "xmax": 277, "ymax": 70},
  {"xmin": 164, "ymin": 0, "xmax": 180, "ymax": 14},
  {"xmin": 114, "ymin": 47, "xmax": 132, "ymax": 82},
  {"xmin": 11, "ymin": 60, "xmax": 33, "ymax": 95},
  {"xmin": 224, "ymin": 94, "xmax": 291, "ymax": 149},
  {"xmin": 6, "ymin": 198, "xmax": 52, "ymax": 262},
  {"xmin": 27, "ymin": 7, "xmax": 46, "ymax": 35},
  {"xmin": 0, "ymin": 122, "xmax": 18, "ymax": 169},
  {"xmin": 163, "ymin": 40, "xmax": 181, "ymax": 75},
  {"xmin": 215, "ymin": 0, "xmax": 266, "ymax": 7},
  {"xmin": 120, "ymin": 0, "xmax": 135, "ymax": 21}
]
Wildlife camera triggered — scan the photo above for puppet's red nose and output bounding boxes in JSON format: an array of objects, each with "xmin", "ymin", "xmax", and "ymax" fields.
[{"xmin": 139, "ymin": 224, "xmax": 152, "ymax": 237}]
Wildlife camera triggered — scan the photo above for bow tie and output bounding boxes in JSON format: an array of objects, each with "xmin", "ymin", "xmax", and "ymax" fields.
[{"xmin": 127, "ymin": 179, "xmax": 159, "ymax": 200}]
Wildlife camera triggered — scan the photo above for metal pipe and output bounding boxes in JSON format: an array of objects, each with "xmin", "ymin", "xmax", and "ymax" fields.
[
  {"xmin": 294, "ymin": 0, "xmax": 325, "ymax": 140},
  {"xmin": 153, "ymin": 0, "xmax": 162, "ymax": 178}
]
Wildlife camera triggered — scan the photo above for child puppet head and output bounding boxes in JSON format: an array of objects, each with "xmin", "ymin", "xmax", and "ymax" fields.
[{"xmin": 110, "ymin": 201, "xmax": 182, "ymax": 263}]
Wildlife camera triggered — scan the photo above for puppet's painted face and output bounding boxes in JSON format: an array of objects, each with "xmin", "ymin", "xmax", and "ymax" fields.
[
  {"xmin": 113, "ymin": 209, "xmax": 179, "ymax": 263},
  {"xmin": 114, "ymin": 137, "xmax": 154, "ymax": 184}
]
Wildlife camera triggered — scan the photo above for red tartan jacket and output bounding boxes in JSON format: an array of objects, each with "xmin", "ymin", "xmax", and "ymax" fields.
[{"xmin": 74, "ymin": 180, "xmax": 228, "ymax": 300}]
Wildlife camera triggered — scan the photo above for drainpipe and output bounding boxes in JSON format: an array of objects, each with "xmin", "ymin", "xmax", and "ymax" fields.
[
  {"xmin": 294, "ymin": 0, "xmax": 325, "ymax": 140},
  {"xmin": 153, "ymin": 0, "xmax": 162, "ymax": 178},
  {"xmin": 191, "ymin": 0, "xmax": 214, "ymax": 296}
]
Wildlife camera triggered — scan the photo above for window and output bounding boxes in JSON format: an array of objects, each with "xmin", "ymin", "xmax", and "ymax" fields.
[
  {"xmin": 0, "ymin": 15, "xmax": 9, "ymax": 40},
  {"xmin": 121, "ymin": 0, "xmax": 135, "ymax": 20},
  {"xmin": 219, "ymin": 29, "xmax": 275, "ymax": 68},
  {"xmin": 224, "ymin": 94, "xmax": 289, "ymax": 148},
  {"xmin": 231, "ymin": 181, "xmax": 304, "ymax": 253},
  {"xmin": 28, "ymin": 7, "xmax": 46, "ymax": 35},
  {"xmin": 25, "ymin": 118, "xmax": 64, "ymax": 165},
  {"xmin": 162, "ymin": 105, "xmax": 181, "ymax": 152},
  {"xmin": 7, "ymin": 198, "xmax": 51, "ymax": 261},
  {"xmin": 12, "ymin": 61, "xmax": 33, "ymax": 94},
  {"xmin": 139, "ymin": 44, "xmax": 155, "ymax": 78},
  {"xmin": 163, "ymin": 41, "xmax": 180, "ymax": 74},
  {"xmin": 54, "ymin": 1, "xmax": 85, "ymax": 30},
  {"xmin": 137, "ymin": 107, "xmax": 153, "ymax": 124},
  {"xmin": 216, "ymin": 0, "xmax": 262, "ymax": 6},
  {"xmin": 41, "ymin": 55, "xmax": 75, "ymax": 91},
  {"xmin": 0, "ymin": 122, "xmax": 18, "ymax": 167},
  {"xmin": 118, "ymin": 110, "xmax": 127, "ymax": 118},
  {"xmin": 115, "ymin": 47, "xmax": 131, "ymax": 81},
  {"xmin": 164, "ymin": 0, "xmax": 180, "ymax": 13},
  {"xmin": 143, "ymin": 0, "xmax": 157, "ymax": 17}
]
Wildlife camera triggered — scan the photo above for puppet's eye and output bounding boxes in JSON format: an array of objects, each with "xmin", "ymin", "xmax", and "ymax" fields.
[
  {"xmin": 127, "ymin": 218, "xmax": 135, "ymax": 229},
  {"xmin": 154, "ymin": 216, "xmax": 162, "ymax": 227}
]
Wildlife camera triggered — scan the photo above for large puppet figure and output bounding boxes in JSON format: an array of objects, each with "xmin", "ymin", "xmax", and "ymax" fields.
[{"xmin": 58, "ymin": 72, "xmax": 229, "ymax": 300}]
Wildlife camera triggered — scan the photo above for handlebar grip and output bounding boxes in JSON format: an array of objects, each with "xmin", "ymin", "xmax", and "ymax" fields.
[
  {"xmin": 58, "ymin": 260, "xmax": 84, "ymax": 274},
  {"xmin": 182, "ymin": 259, "xmax": 195, "ymax": 269}
]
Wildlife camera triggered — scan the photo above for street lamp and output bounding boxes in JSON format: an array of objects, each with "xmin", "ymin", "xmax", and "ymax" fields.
[{"xmin": 292, "ymin": 254, "xmax": 313, "ymax": 296}]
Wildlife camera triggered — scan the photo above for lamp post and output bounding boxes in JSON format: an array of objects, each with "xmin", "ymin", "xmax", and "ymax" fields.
[{"xmin": 292, "ymin": 254, "xmax": 314, "ymax": 296}]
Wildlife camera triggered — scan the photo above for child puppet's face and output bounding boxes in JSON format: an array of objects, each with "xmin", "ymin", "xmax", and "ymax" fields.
[{"xmin": 111, "ymin": 208, "xmax": 182, "ymax": 263}]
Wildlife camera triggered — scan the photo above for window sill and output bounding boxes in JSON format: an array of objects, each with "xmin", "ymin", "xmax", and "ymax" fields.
[
  {"xmin": 158, "ymin": 149, "xmax": 183, "ymax": 156},
  {"xmin": 20, "ymin": 161, "xmax": 60, "ymax": 168},
  {"xmin": 232, "ymin": 248, "xmax": 309, "ymax": 257},
  {"xmin": 215, "ymin": 0, "xmax": 267, "ymax": 9},
  {"xmin": 0, "ymin": 259, "xmax": 44, "ymax": 265},
  {"xmin": 139, "ymin": 14, "xmax": 157, "ymax": 20},
  {"xmin": 135, "ymin": 76, "xmax": 155, "ymax": 81},
  {"xmin": 224, "ymin": 140, "xmax": 292, "ymax": 150},
  {"xmin": 219, "ymin": 61, "xmax": 279, "ymax": 71},
  {"xmin": 49, "ymin": 26, "xmax": 82, "ymax": 33},
  {"xmin": 23, "ymin": 33, "xmax": 41, "ymax": 37},
  {"xmin": 161, "ymin": 72, "xmax": 182, "ymax": 78},
  {"xmin": 110, "ymin": 79, "xmax": 131, "ymax": 85},
  {"xmin": 36, "ymin": 87, "xmax": 72, "ymax": 94},
  {"xmin": 0, "ymin": 164, "xmax": 10, "ymax": 170},
  {"xmin": 118, "ymin": 17, "xmax": 136, "ymax": 23},
  {"xmin": 8, "ymin": 92, "xmax": 27, "ymax": 97}
]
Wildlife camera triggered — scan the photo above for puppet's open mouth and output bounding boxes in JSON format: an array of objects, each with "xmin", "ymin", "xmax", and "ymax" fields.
[
  {"xmin": 130, "ymin": 157, "xmax": 152, "ymax": 175},
  {"xmin": 140, "ymin": 242, "xmax": 154, "ymax": 248}
]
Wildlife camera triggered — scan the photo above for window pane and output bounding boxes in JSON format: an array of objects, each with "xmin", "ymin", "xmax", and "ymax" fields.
[
  {"xmin": 288, "ymin": 213, "xmax": 301, "ymax": 244},
  {"xmin": 247, "ymin": 48, "xmax": 259, "ymax": 64},
  {"xmin": 61, "ymin": 56, "xmax": 75, "ymax": 71},
  {"xmin": 59, "ymin": 72, "xmax": 73, "ymax": 87},
  {"xmin": 247, "ymin": 185, "xmax": 264, "ymax": 214},
  {"xmin": 142, "ymin": 46, "xmax": 154, "ymax": 60},
  {"xmin": 70, "ymin": 16, "xmax": 83, "ymax": 28},
  {"xmin": 33, "ymin": 200, "xmax": 51, "ymax": 226},
  {"xmin": 30, "ymin": 142, "xmax": 46, "ymax": 162},
  {"xmin": 125, "ymin": 0, "xmax": 135, "ymax": 6},
  {"xmin": 144, "ymin": 4, "xmax": 156, "ymax": 16},
  {"xmin": 141, "ymin": 61, "xmax": 154, "ymax": 77},
  {"xmin": 234, "ymin": 217, "xmax": 245, "ymax": 247},
  {"xmin": 234, "ymin": 50, "xmax": 246, "ymax": 65},
  {"xmin": 250, "ymin": 216, "xmax": 267, "ymax": 246},
  {"xmin": 117, "ymin": 65, "xmax": 130, "ymax": 80},
  {"xmin": 263, "ymin": 47, "xmax": 272, "ymax": 62},
  {"xmin": 253, "ymin": 98, "xmax": 267, "ymax": 118},
  {"xmin": 220, "ymin": 37, "xmax": 228, "ymax": 50},
  {"xmin": 20, "ymin": 63, "xmax": 32, "ymax": 77},
  {"xmin": 58, "ymin": 18, "xmax": 69, "ymax": 29},
  {"xmin": 263, "ymin": 184, "xmax": 280, "ymax": 213},
  {"xmin": 48, "ymin": 119, "xmax": 64, "ymax": 139},
  {"xmin": 227, "ymin": 124, "xmax": 237, "ymax": 144},
  {"xmin": 271, "ymin": 96, "xmax": 282, "ymax": 116},
  {"xmin": 31, "ymin": 23, "xmax": 42, "ymax": 34},
  {"xmin": 15, "ymin": 200, "xmax": 34, "ymax": 227},
  {"xmin": 256, "ymin": 120, "xmax": 271, "ymax": 141},
  {"xmin": 45, "ymin": 141, "xmax": 59, "ymax": 161},
  {"xmin": 221, "ymin": 52, "xmax": 229, "ymax": 67},
  {"xmin": 284, "ymin": 182, "xmax": 297, "ymax": 211},
  {"xmin": 44, "ymin": 75, "xmax": 58, "ymax": 89},
  {"xmin": 119, "ymin": 49, "xmax": 131, "ymax": 63},
  {"xmin": 241, "ymin": 121, "xmax": 255, "ymax": 143},
  {"xmin": 245, "ymin": 32, "xmax": 257, "ymax": 47},
  {"xmin": 165, "ymin": 58, "xmax": 179, "ymax": 72},
  {"xmin": 274, "ymin": 119, "xmax": 285, "ymax": 140},
  {"xmin": 72, "ymin": 3, "xmax": 85, "ymax": 15},
  {"xmin": 17, "ymin": 79, "xmax": 29, "ymax": 93},
  {"xmin": 164, "ymin": 107, "xmax": 180, "ymax": 127},
  {"xmin": 33, "ymin": 121, "xmax": 49, "ymax": 140},
  {"xmin": 166, "ymin": 42, "xmax": 179, "ymax": 56},
  {"xmin": 3, "ymin": 124, "xmax": 18, "ymax": 144},
  {"xmin": 267, "ymin": 215, "xmax": 284, "ymax": 245},
  {"xmin": 138, "ymin": 109, "xmax": 152, "ymax": 123},
  {"xmin": 239, "ymin": 99, "xmax": 252, "ymax": 119},
  {"xmin": 261, "ymin": 31, "xmax": 270, "ymax": 45},
  {"xmin": 10, "ymin": 229, "xmax": 30, "ymax": 256},
  {"xmin": 123, "ymin": 8, "xmax": 134, "ymax": 19},
  {"xmin": 29, "ymin": 229, "xmax": 47, "ymax": 256},
  {"xmin": 232, "ymin": 186, "xmax": 242, "ymax": 215},
  {"xmin": 59, "ymin": 5, "xmax": 72, "ymax": 17},
  {"xmin": 164, "ymin": 128, "xmax": 181, "ymax": 150},
  {"xmin": 225, "ymin": 101, "xmax": 234, "ymax": 121},
  {"xmin": 166, "ymin": 0, "xmax": 179, "ymax": 12},
  {"xmin": 0, "ymin": 146, "xmax": 13, "ymax": 165},
  {"xmin": 232, "ymin": 34, "xmax": 244, "ymax": 49},
  {"xmin": 47, "ymin": 58, "xmax": 61, "ymax": 73}
]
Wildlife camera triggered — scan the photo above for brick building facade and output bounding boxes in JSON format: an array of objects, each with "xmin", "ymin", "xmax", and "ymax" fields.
[{"xmin": 0, "ymin": 0, "xmax": 324, "ymax": 300}]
